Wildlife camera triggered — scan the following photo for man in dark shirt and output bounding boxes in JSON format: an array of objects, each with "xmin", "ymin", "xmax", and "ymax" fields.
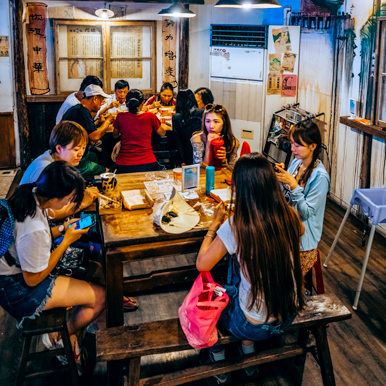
[{"xmin": 62, "ymin": 84, "xmax": 114, "ymax": 181}]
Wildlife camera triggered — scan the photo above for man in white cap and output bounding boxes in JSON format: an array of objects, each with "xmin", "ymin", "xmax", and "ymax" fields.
[{"xmin": 62, "ymin": 84, "xmax": 114, "ymax": 180}]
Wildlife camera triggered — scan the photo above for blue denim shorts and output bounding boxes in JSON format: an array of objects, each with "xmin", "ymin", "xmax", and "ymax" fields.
[
  {"xmin": 0, "ymin": 273, "xmax": 56, "ymax": 328},
  {"xmin": 217, "ymin": 256, "xmax": 295, "ymax": 342}
]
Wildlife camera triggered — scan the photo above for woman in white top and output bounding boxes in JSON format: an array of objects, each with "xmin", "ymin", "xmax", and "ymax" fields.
[
  {"xmin": 0, "ymin": 161, "xmax": 105, "ymax": 344},
  {"xmin": 196, "ymin": 153, "xmax": 305, "ymax": 384}
]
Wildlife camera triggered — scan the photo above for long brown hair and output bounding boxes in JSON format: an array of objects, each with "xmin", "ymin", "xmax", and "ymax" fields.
[
  {"xmin": 289, "ymin": 120, "xmax": 322, "ymax": 187},
  {"xmin": 202, "ymin": 104, "xmax": 236, "ymax": 154},
  {"xmin": 231, "ymin": 153, "xmax": 304, "ymax": 322}
]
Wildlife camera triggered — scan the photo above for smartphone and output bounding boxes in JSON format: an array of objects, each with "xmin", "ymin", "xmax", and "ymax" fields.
[{"xmin": 68, "ymin": 214, "xmax": 96, "ymax": 230}]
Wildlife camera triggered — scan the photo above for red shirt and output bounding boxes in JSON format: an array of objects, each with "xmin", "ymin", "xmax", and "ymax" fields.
[{"xmin": 113, "ymin": 112, "xmax": 161, "ymax": 165}]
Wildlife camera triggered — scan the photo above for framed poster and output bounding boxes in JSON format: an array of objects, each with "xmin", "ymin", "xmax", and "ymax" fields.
[{"xmin": 54, "ymin": 20, "xmax": 156, "ymax": 94}]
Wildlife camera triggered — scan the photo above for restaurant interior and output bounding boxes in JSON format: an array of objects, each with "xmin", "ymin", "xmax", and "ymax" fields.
[{"xmin": 0, "ymin": 0, "xmax": 386, "ymax": 385}]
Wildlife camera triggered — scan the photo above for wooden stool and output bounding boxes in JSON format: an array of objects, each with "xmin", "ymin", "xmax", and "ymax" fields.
[
  {"xmin": 13, "ymin": 308, "xmax": 79, "ymax": 386},
  {"xmin": 305, "ymin": 250, "xmax": 325, "ymax": 295}
]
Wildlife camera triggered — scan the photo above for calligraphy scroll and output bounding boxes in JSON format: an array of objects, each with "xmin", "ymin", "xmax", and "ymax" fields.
[
  {"xmin": 110, "ymin": 27, "xmax": 143, "ymax": 78},
  {"xmin": 0, "ymin": 36, "xmax": 9, "ymax": 57},
  {"xmin": 67, "ymin": 26, "xmax": 102, "ymax": 79},
  {"xmin": 26, "ymin": 3, "xmax": 49, "ymax": 94},
  {"xmin": 162, "ymin": 17, "xmax": 177, "ymax": 87}
]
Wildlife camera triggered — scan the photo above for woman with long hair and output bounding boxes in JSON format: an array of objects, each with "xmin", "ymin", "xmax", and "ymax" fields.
[
  {"xmin": 172, "ymin": 89, "xmax": 204, "ymax": 166},
  {"xmin": 113, "ymin": 89, "xmax": 166, "ymax": 173},
  {"xmin": 196, "ymin": 153, "xmax": 305, "ymax": 384},
  {"xmin": 0, "ymin": 161, "xmax": 105, "ymax": 356},
  {"xmin": 275, "ymin": 120, "xmax": 330, "ymax": 275},
  {"xmin": 143, "ymin": 82, "xmax": 176, "ymax": 110},
  {"xmin": 191, "ymin": 104, "xmax": 239, "ymax": 171}
]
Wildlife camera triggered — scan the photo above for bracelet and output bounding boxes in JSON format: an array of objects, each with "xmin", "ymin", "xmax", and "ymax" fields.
[{"xmin": 204, "ymin": 234, "xmax": 215, "ymax": 239}]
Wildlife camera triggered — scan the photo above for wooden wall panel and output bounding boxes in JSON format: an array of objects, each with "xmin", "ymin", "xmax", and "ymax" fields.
[
  {"xmin": 0, "ymin": 113, "xmax": 16, "ymax": 168},
  {"xmin": 27, "ymin": 102, "xmax": 62, "ymax": 159}
]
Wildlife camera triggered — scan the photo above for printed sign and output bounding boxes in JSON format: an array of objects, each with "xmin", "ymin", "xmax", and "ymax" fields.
[
  {"xmin": 281, "ymin": 74, "xmax": 297, "ymax": 97},
  {"xmin": 272, "ymin": 27, "xmax": 292, "ymax": 54}
]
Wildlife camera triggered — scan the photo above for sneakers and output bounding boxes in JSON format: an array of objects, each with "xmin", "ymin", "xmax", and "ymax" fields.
[
  {"xmin": 41, "ymin": 333, "xmax": 68, "ymax": 365},
  {"xmin": 199, "ymin": 348, "xmax": 232, "ymax": 385},
  {"xmin": 41, "ymin": 333, "xmax": 85, "ymax": 376},
  {"xmin": 237, "ymin": 345, "xmax": 260, "ymax": 378}
]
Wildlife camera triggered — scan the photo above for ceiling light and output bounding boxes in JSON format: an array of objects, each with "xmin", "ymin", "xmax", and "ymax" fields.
[
  {"xmin": 158, "ymin": 2, "xmax": 196, "ymax": 18},
  {"xmin": 215, "ymin": 0, "xmax": 281, "ymax": 8},
  {"xmin": 95, "ymin": 8, "xmax": 114, "ymax": 18}
]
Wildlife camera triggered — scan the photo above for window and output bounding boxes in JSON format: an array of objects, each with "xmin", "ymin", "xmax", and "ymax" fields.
[
  {"xmin": 375, "ymin": 17, "xmax": 386, "ymax": 127},
  {"xmin": 54, "ymin": 20, "xmax": 156, "ymax": 95}
]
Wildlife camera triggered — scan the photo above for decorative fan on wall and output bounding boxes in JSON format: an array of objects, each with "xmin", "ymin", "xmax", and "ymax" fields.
[{"xmin": 310, "ymin": 0, "xmax": 344, "ymax": 11}]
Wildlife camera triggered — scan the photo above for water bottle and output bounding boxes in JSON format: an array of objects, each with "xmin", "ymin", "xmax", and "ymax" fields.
[{"xmin": 206, "ymin": 166, "xmax": 215, "ymax": 195}]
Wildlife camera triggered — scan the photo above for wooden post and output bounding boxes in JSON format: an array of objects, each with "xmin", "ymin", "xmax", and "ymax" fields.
[
  {"xmin": 178, "ymin": 8, "xmax": 189, "ymax": 91},
  {"xmin": 12, "ymin": 0, "xmax": 31, "ymax": 170}
]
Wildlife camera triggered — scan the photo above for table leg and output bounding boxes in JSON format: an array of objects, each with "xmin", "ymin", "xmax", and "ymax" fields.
[{"xmin": 106, "ymin": 253, "xmax": 124, "ymax": 386}]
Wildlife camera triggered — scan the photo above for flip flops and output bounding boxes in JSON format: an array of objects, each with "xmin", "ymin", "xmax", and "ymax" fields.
[{"xmin": 123, "ymin": 296, "xmax": 139, "ymax": 312}]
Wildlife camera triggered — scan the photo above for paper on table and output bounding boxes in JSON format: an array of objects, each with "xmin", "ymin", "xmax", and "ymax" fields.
[{"xmin": 210, "ymin": 188, "xmax": 232, "ymax": 203}]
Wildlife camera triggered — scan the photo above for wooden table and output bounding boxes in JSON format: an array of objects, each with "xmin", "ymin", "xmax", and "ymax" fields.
[
  {"xmin": 100, "ymin": 168, "xmax": 231, "ymax": 385},
  {"xmin": 100, "ymin": 167, "xmax": 231, "ymax": 327}
]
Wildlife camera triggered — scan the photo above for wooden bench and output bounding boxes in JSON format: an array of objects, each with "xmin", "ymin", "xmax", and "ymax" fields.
[{"xmin": 96, "ymin": 293, "xmax": 351, "ymax": 386}]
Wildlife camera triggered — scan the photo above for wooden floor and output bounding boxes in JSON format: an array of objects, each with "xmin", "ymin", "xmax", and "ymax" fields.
[{"xmin": 1, "ymin": 198, "xmax": 386, "ymax": 385}]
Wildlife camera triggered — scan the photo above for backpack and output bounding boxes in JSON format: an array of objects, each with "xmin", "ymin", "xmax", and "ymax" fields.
[{"xmin": 0, "ymin": 199, "xmax": 17, "ymax": 266}]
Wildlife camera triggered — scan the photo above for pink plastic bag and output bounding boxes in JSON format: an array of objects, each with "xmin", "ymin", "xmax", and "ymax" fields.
[{"xmin": 179, "ymin": 272, "xmax": 229, "ymax": 349}]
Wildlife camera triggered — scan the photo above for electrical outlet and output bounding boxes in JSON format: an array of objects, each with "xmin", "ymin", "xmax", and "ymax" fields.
[{"xmin": 241, "ymin": 129, "xmax": 253, "ymax": 140}]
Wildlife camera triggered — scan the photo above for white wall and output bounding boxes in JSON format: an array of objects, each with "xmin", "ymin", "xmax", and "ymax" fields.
[{"xmin": 189, "ymin": 0, "xmax": 300, "ymax": 92}]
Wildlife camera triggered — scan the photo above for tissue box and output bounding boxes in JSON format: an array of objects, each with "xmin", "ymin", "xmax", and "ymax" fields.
[{"xmin": 121, "ymin": 189, "xmax": 154, "ymax": 210}]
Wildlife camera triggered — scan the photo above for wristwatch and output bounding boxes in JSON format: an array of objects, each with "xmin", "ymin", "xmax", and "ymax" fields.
[{"xmin": 58, "ymin": 225, "xmax": 65, "ymax": 235}]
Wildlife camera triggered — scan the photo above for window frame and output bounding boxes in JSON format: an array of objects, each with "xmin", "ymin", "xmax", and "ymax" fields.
[
  {"xmin": 374, "ymin": 17, "xmax": 386, "ymax": 127},
  {"xmin": 53, "ymin": 19, "xmax": 156, "ymax": 95}
]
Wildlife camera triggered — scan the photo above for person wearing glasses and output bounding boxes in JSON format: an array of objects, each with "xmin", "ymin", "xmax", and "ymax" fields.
[
  {"xmin": 95, "ymin": 79, "xmax": 130, "ymax": 119},
  {"xmin": 191, "ymin": 104, "xmax": 239, "ymax": 171}
]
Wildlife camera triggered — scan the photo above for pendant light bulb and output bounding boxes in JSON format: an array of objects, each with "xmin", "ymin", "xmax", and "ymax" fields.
[{"xmin": 158, "ymin": 2, "xmax": 196, "ymax": 18}]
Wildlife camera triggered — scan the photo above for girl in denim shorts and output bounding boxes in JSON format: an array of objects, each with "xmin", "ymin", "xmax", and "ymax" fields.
[
  {"xmin": 196, "ymin": 153, "xmax": 305, "ymax": 384},
  {"xmin": 0, "ymin": 161, "xmax": 105, "ymax": 351}
]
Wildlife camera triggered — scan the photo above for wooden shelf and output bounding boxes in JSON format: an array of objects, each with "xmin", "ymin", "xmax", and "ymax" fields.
[
  {"xmin": 27, "ymin": 95, "xmax": 68, "ymax": 103},
  {"xmin": 340, "ymin": 116, "xmax": 386, "ymax": 141}
]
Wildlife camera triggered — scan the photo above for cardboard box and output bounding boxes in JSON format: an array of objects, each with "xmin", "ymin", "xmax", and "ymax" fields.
[{"xmin": 121, "ymin": 189, "xmax": 154, "ymax": 210}]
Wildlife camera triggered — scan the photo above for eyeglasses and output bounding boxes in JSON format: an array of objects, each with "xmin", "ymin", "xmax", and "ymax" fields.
[{"xmin": 204, "ymin": 104, "xmax": 224, "ymax": 113}]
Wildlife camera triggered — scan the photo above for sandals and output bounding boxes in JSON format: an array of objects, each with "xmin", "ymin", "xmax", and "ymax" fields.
[{"xmin": 123, "ymin": 296, "xmax": 139, "ymax": 312}]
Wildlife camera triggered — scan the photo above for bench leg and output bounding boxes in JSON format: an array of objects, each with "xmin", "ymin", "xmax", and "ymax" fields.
[
  {"xmin": 295, "ymin": 327, "xmax": 309, "ymax": 366},
  {"xmin": 127, "ymin": 357, "xmax": 141, "ymax": 386},
  {"xmin": 324, "ymin": 204, "xmax": 352, "ymax": 268},
  {"xmin": 312, "ymin": 325, "xmax": 335, "ymax": 386}
]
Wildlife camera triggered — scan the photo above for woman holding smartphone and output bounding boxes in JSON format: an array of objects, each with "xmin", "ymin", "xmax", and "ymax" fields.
[
  {"xmin": 0, "ymin": 161, "xmax": 105, "ymax": 358},
  {"xmin": 275, "ymin": 120, "xmax": 330, "ymax": 275}
]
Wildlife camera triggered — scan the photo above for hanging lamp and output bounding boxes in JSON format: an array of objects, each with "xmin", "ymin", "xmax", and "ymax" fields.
[
  {"xmin": 95, "ymin": 3, "xmax": 114, "ymax": 19},
  {"xmin": 215, "ymin": 0, "xmax": 281, "ymax": 8},
  {"xmin": 158, "ymin": 1, "xmax": 196, "ymax": 18}
]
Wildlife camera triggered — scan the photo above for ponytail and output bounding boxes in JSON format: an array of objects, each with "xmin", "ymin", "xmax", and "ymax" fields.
[
  {"xmin": 126, "ymin": 89, "xmax": 144, "ymax": 114},
  {"xmin": 289, "ymin": 120, "xmax": 322, "ymax": 187},
  {"xmin": 9, "ymin": 161, "xmax": 85, "ymax": 222},
  {"xmin": 8, "ymin": 184, "xmax": 36, "ymax": 222}
]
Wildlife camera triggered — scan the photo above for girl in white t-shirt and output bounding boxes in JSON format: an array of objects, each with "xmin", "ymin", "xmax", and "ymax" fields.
[
  {"xmin": 196, "ymin": 153, "xmax": 305, "ymax": 384},
  {"xmin": 0, "ymin": 161, "xmax": 105, "ymax": 349}
]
